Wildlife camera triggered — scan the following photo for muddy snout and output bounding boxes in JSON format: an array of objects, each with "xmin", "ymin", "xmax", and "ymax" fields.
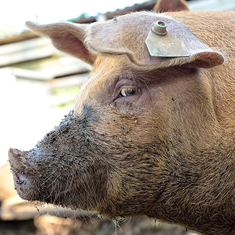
[
  {"xmin": 8, "ymin": 148, "xmax": 29, "ymax": 184},
  {"xmin": 8, "ymin": 148, "xmax": 38, "ymax": 165},
  {"xmin": 9, "ymin": 148, "xmax": 26, "ymax": 166},
  {"xmin": 8, "ymin": 148, "xmax": 38, "ymax": 199}
]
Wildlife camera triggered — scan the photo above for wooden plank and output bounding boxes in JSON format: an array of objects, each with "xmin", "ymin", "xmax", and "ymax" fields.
[
  {"xmin": 50, "ymin": 73, "xmax": 88, "ymax": 89},
  {"xmin": 0, "ymin": 37, "xmax": 50, "ymax": 55},
  {"xmin": 0, "ymin": 37, "xmax": 55, "ymax": 67},
  {"xmin": 0, "ymin": 31, "xmax": 37, "ymax": 45},
  {"xmin": 11, "ymin": 63, "xmax": 91, "ymax": 81},
  {"xmin": 1, "ymin": 196, "xmax": 95, "ymax": 220},
  {"xmin": 0, "ymin": 47, "xmax": 53, "ymax": 68},
  {"xmin": 11, "ymin": 66, "xmax": 54, "ymax": 80}
]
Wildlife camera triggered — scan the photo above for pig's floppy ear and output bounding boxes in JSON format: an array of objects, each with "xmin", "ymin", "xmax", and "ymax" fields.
[
  {"xmin": 85, "ymin": 13, "xmax": 224, "ymax": 69},
  {"xmin": 26, "ymin": 21, "xmax": 96, "ymax": 65}
]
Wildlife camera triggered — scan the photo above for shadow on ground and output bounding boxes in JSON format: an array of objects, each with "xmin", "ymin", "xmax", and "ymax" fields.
[{"xmin": 0, "ymin": 216, "xmax": 192, "ymax": 235}]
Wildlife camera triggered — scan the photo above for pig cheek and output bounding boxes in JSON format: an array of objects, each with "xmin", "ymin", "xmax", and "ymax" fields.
[{"xmin": 107, "ymin": 101, "xmax": 160, "ymax": 144}]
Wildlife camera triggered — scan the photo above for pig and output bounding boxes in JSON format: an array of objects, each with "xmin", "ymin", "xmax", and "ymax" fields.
[
  {"xmin": 154, "ymin": 0, "xmax": 189, "ymax": 13},
  {"xmin": 8, "ymin": 10, "xmax": 235, "ymax": 235}
]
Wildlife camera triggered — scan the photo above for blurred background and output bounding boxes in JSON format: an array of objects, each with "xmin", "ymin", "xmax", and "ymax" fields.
[{"xmin": 0, "ymin": 0, "xmax": 234, "ymax": 234}]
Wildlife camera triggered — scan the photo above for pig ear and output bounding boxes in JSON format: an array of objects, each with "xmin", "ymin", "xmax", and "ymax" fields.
[
  {"xmin": 26, "ymin": 21, "xmax": 96, "ymax": 65},
  {"xmin": 154, "ymin": 0, "xmax": 190, "ymax": 13},
  {"xmin": 85, "ymin": 13, "xmax": 224, "ymax": 69},
  {"xmin": 185, "ymin": 51, "xmax": 224, "ymax": 68}
]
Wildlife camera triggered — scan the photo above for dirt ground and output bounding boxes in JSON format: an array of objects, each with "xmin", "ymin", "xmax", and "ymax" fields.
[{"xmin": 0, "ymin": 216, "xmax": 193, "ymax": 235}]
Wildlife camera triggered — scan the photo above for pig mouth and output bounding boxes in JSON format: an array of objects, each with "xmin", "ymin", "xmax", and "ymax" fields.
[{"xmin": 8, "ymin": 148, "xmax": 37, "ymax": 200}]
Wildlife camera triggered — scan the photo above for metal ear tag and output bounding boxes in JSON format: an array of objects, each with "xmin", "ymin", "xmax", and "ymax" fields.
[{"xmin": 145, "ymin": 21, "xmax": 189, "ymax": 57}]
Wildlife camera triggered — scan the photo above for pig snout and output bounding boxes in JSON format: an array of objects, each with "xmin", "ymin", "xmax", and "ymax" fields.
[
  {"xmin": 8, "ymin": 148, "xmax": 39, "ymax": 200},
  {"xmin": 8, "ymin": 109, "xmax": 110, "ymax": 211}
]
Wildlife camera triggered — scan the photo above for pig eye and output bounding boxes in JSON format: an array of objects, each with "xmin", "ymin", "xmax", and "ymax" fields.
[{"xmin": 120, "ymin": 87, "xmax": 138, "ymax": 97}]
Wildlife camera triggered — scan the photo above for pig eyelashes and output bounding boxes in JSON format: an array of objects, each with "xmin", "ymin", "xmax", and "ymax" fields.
[{"xmin": 120, "ymin": 87, "xmax": 139, "ymax": 97}]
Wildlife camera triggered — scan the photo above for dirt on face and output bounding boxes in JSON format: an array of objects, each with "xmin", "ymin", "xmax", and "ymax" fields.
[{"xmin": 9, "ymin": 98, "xmax": 167, "ymax": 217}]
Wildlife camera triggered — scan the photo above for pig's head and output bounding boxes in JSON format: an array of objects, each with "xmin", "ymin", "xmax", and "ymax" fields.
[{"xmin": 9, "ymin": 11, "xmax": 231, "ymax": 233}]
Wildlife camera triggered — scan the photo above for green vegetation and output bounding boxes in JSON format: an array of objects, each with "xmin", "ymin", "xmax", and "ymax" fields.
[
  {"xmin": 52, "ymin": 85, "xmax": 80, "ymax": 95},
  {"xmin": 52, "ymin": 85, "xmax": 81, "ymax": 108}
]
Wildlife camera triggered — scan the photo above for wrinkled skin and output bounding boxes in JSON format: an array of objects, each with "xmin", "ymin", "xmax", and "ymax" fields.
[{"xmin": 9, "ymin": 11, "xmax": 235, "ymax": 235}]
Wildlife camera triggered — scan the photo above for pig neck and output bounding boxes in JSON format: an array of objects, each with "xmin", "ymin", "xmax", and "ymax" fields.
[
  {"xmin": 100, "ymin": 132, "xmax": 235, "ymax": 234},
  {"xmin": 145, "ymin": 136, "xmax": 235, "ymax": 234}
]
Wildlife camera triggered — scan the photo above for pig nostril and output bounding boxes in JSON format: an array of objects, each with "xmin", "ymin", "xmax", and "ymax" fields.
[{"xmin": 15, "ymin": 171, "xmax": 28, "ymax": 185}]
